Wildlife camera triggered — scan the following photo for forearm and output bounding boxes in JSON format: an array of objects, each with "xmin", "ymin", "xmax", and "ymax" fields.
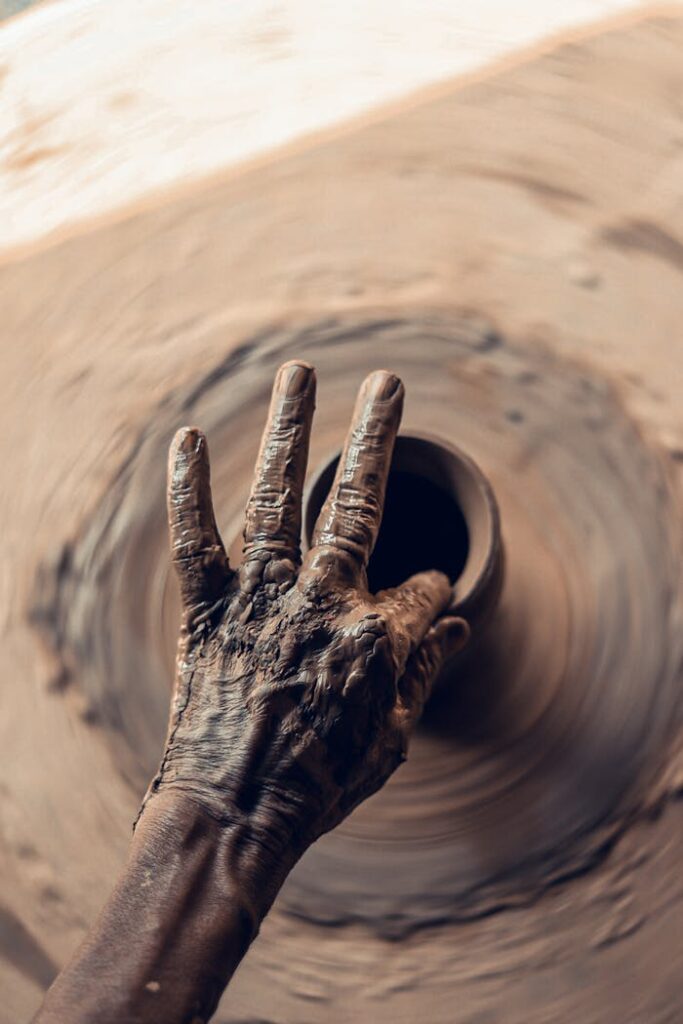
[{"xmin": 34, "ymin": 790, "xmax": 296, "ymax": 1024}]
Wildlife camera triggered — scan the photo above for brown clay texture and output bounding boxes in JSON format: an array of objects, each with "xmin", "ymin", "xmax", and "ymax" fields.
[
  {"xmin": 2, "ymin": 12, "xmax": 683, "ymax": 1023},
  {"xmin": 27, "ymin": 311, "xmax": 683, "ymax": 1017}
]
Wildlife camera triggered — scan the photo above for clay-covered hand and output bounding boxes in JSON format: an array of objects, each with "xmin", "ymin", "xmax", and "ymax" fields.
[{"xmin": 139, "ymin": 362, "xmax": 468, "ymax": 899}]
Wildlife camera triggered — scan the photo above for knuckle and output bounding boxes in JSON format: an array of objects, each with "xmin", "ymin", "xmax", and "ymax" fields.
[
  {"xmin": 295, "ymin": 565, "xmax": 327, "ymax": 600},
  {"xmin": 358, "ymin": 610, "xmax": 389, "ymax": 635},
  {"xmin": 263, "ymin": 556, "xmax": 297, "ymax": 586}
]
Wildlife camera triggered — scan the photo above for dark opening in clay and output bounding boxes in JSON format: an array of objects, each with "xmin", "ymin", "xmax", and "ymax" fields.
[
  {"xmin": 305, "ymin": 449, "xmax": 470, "ymax": 594},
  {"xmin": 367, "ymin": 469, "xmax": 469, "ymax": 592}
]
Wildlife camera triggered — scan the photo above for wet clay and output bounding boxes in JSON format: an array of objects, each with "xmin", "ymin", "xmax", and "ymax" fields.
[
  {"xmin": 31, "ymin": 312, "xmax": 683, "ymax": 941},
  {"xmin": 4, "ymin": 12, "xmax": 683, "ymax": 1023}
]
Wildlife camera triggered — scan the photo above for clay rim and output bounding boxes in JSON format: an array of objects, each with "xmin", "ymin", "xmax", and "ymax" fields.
[{"xmin": 303, "ymin": 430, "xmax": 503, "ymax": 625}]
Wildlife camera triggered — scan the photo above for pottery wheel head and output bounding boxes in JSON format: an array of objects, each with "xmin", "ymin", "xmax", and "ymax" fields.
[{"xmin": 33, "ymin": 311, "xmax": 683, "ymax": 937}]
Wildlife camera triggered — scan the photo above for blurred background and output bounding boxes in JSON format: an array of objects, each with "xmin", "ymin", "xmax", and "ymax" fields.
[
  {"xmin": 0, "ymin": 0, "xmax": 667, "ymax": 256},
  {"xmin": 1, "ymin": 1, "xmax": 683, "ymax": 1022}
]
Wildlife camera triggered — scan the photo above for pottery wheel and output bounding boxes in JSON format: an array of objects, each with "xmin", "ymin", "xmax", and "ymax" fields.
[
  {"xmin": 6, "ymin": 14, "xmax": 683, "ymax": 1021},
  {"xmin": 31, "ymin": 311, "xmax": 683, "ymax": 1016}
]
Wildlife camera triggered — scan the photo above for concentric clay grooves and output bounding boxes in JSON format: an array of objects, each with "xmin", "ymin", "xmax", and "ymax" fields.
[{"xmin": 30, "ymin": 313, "xmax": 683, "ymax": 940}]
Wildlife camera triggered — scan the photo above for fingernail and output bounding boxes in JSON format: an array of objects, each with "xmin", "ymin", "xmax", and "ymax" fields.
[
  {"xmin": 362, "ymin": 370, "xmax": 402, "ymax": 400},
  {"xmin": 176, "ymin": 427, "xmax": 203, "ymax": 455},
  {"xmin": 277, "ymin": 361, "xmax": 314, "ymax": 397}
]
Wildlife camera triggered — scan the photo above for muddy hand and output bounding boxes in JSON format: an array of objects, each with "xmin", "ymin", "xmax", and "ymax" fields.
[{"xmin": 140, "ymin": 361, "xmax": 469, "ymax": 887}]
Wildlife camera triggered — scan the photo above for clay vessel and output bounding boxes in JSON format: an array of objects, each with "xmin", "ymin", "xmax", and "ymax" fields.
[{"xmin": 304, "ymin": 432, "xmax": 503, "ymax": 633}]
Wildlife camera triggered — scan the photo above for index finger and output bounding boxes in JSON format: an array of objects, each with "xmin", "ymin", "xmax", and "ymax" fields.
[{"xmin": 310, "ymin": 370, "xmax": 404, "ymax": 578}]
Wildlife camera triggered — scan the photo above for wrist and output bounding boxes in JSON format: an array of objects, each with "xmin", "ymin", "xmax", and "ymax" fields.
[
  {"xmin": 38, "ymin": 789, "xmax": 277, "ymax": 1024},
  {"xmin": 136, "ymin": 786, "xmax": 305, "ymax": 924}
]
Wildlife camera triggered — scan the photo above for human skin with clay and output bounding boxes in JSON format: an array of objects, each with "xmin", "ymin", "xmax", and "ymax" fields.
[{"xmin": 34, "ymin": 362, "xmax": 469, "ymax": 1024}]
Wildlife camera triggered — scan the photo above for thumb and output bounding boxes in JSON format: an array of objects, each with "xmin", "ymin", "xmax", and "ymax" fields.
[{"xmin": 397, "ymin": 615, "xmax": 470, "ymax": 732}]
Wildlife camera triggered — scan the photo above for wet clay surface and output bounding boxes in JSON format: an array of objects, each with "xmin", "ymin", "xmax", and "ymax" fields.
[
  {"xmin": 29, "ymin": 312, "xmax": 683, "ymax": 942},
  {"xmin": 2, "ymin": 12, "xmax": 683, "ymax": 1023}
]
